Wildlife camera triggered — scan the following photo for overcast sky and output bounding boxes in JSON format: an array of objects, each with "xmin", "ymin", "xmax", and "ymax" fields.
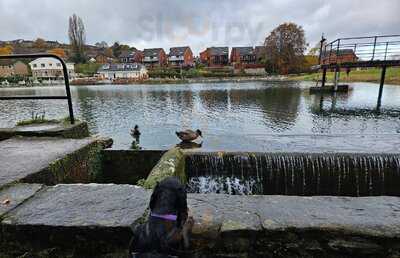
[{"xmin": 0, "ymin": 0, "xmax": 399, "ymax": 54}]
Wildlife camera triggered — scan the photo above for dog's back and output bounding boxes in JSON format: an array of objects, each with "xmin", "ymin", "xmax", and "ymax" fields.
[{"xmin": 129, "ymin": 177, "xmax": 192, "ymax": 258}]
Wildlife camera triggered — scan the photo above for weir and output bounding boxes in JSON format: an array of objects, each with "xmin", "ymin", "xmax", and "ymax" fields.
[{"xmin": 186, "ymin": 152, "xmax": 400, "ymax": 196}]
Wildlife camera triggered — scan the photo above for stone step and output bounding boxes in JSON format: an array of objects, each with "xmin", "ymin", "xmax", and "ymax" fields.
[
  {"xmin": 1, "ymin": 183, "xmax": 400, "ymax": 257},
  {"xmin": 0, "ymin": 136, "xmax": 112, "ymax": 188}
]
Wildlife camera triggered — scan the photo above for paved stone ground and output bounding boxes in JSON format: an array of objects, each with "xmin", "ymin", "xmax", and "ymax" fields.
[
  {"xmin": 0, "ymin": 137, "xmax": 102, "ymax": 187},
  {"xmin": 0, "ymin": 183, "xmax": 43, "ymax": 217},
  {"xmin": 1, "ymin": 184, "xmax": 400, "ymax": 257}
]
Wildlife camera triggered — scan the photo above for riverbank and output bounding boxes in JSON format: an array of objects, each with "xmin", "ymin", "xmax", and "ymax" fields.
[
  {"xmin": 289, "ymin": 67, "xmax": 400, "ymax": 85},
  {"xmin": 0, "ymin": 76, "xmax": 288, "ymax": 88}
]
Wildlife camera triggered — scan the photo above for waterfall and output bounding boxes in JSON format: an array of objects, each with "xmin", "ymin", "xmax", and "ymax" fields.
[{"xmin": 185, "ymin": 152, "xmax": 400, "ymax": 196}]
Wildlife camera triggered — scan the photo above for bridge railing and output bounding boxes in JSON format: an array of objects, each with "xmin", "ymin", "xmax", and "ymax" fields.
[
  {"xmin": 0, "ymin": 53, "xmax": 75, "ymax": 124},
  {"xmin": 320, "ymin": 35, "xmax": 400, "ymax": 65}
]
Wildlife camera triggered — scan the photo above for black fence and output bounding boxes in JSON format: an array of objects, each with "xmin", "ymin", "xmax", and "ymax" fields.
[
  {"xmin": 0, "ymin": 53, "xmax": 75, "ymax": 124},
  {"xmin": 320, "ymin": 35, "xmax": 400, "ymax": 66}
]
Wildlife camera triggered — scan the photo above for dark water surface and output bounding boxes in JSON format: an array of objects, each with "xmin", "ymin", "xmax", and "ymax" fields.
[{"xmin": 0, "ymin": 81, "xmax": 399, "ymax": 151}]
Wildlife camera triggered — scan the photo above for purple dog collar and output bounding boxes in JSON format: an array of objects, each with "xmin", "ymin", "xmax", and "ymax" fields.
[{"xmin": 150, "ymin": 212, "xmax": 178, "ymax": 221}]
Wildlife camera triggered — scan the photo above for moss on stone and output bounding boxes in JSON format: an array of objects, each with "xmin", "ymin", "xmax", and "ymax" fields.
[{"xmin": 142, "ymin": 147, "xmax": 186, "ymax": 189}]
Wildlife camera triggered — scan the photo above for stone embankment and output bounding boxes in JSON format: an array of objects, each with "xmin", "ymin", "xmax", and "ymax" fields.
[{"xmin": 0, "ymin": 183, "xmax": 400, "ymax": 257}]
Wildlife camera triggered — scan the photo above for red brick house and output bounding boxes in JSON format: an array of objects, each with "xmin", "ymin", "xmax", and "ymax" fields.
[
  {"xmin": 321, "ymin": 49, "xmax": 358, "ymax": 65},
  {"xmin": 119, "ymin": 50, "xmax": 144, "ymax": 63},
  {"xmin": 230, "ymin": 47, "xmax": 256, "ymax": 66},
  {"xmin": 168, "ymin": 46, "xmax": 194, "ymax": 67},
  {"xmin": 143, "ymin": 48, "xmax": 167, "ymax": 67},
  {"xmin": 200, "ymin": 47, "xmax": 229, "ymax": 67}
]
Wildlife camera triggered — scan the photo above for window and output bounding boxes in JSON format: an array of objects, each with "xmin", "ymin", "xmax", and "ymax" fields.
[
  {"xmin": 41, "ymin": 63, "xmax": 45, "ymax": 68},
  {"xmin": 33, "ymin": 64, "xmax": 37, "ymax": 68},
  {"xmin": 56, "ymin": 63, "xmax": 61, "ymax": 67},
  {"xmin": 49, "ymin": 63, "xmax": 53, "ymax": 67}
]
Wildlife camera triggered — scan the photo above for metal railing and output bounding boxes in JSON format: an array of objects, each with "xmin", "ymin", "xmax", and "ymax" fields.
[
  {"xmin": 320, "ymin": 35, "xmax": 400, "ymax": 65},
  {"xmin": 0, "ymin": 53, "xmax": 75, "ymax": 124}
]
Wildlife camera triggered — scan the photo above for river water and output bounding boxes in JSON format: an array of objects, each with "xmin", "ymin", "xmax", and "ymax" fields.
[{"xmin": 0, "ymin": 81, "xmax": 399, "ymax": 151}]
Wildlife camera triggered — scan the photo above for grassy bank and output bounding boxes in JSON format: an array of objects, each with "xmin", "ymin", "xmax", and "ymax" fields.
[{"xmin": 289, "ymin": 67, "xmax": 400, "ymax": 85}]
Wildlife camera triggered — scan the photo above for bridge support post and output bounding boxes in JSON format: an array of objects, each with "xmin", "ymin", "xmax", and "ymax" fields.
[
  {"xmin": 334, "ymin": 67, "xmax": 340, "ymax": 91},
  {"xmin": 321, "ymin": 68, "xmax": 327, "ymax": 87},
  {"xmin": 377, "ymin": 66, "xmax": 387, "ymax": 109}
]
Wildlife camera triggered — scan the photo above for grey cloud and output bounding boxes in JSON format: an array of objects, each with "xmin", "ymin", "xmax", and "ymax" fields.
[{"xmin": 0, "ymin": 0, "xmax": 399, "ymax": 54}]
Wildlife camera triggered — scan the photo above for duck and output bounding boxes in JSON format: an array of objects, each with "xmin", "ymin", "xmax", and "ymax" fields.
[
  {"xmin": 130, "ymin": 125, "xmax": 141, "ymax": 138},
  {"xmin": 175, "ymin": 129, "xmax": 202, "ymax": 142}
]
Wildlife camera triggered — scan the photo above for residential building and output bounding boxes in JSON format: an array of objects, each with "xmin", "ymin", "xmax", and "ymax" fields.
[
  {"xmin": 95, "ymin": 54, "xmax": 115, "ymax": 64},
  {"xmin": 143, "ymin": 48, "xmax": 167, "ymax": 67},
  {"xmin": 168, "ymin": 46, "xmax": 194, "ymax": 67},
  {"xmin": 0, "ymin": 60, "xmax": 29, "ymax": 77},
  {"xmin": 200, "ymin": 47, "xmax": 229, "ymax": 67},
  {"xmin": 321, "ymin": 49, "xmax": 358, "ymax": 64},
  {"xmin": 97, "ymin": 63, "xmax": 148, "ymax": 80},
  {"xmin": 119, "ymin": 50, "xmax": 144, "ymax": 63},
  {"xmin": 29, "ymin": 58, "xmax": 75, "ymax": 80},
  {"xmin": 230, "ymin": 47, "xmax": 256, "ymax": 65}
]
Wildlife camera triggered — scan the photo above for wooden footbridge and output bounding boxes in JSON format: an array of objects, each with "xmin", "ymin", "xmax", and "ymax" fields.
[{"xmin": 315, "ymin": 35, "xmax": 400, "ymax": 108}]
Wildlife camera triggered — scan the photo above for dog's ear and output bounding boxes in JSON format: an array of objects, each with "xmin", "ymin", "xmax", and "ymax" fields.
[{"xmin": 150, "ymin": 182, "xmax": 160, "ymax": 210}]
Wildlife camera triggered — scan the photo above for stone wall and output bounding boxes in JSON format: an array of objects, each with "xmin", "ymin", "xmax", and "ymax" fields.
[
  {"xmin": 20, "ymin": 137, "xmax": 113, "ymax": 185},
  {"xmin": 100, "ymin": 149, "xmax": 165, "ymax": 184}
]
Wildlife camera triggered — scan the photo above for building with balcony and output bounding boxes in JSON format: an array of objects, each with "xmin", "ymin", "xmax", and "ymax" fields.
[
  {"xmin": 168, "ymin": 46, "xmax": 194, "ymax": 67},
  {"xmin": 143, "ymin": 48, "xmax": 167, "ymax": 67},
  {"xmin": 29, "ymin": 58, "xmax": 75, "ymax": 80}
]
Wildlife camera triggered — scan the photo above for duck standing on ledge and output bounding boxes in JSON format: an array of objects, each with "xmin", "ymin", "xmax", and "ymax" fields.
[
  {"xmin": 176, "ymin": 129, "xmax": 202, "ymax": 142},
  {"xmin": 131, "ymin": 125, "xmax": 141, "ymax": 139}
]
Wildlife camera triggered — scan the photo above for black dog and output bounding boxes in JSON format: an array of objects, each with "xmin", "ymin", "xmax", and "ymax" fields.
[{"xmin": 129, "ymin": 177, "xmax": 194, "ymax": 258}]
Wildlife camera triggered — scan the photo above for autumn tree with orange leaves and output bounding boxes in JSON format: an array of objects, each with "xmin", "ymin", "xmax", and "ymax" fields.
[
  {"xmin": 264, "ymin": 22, "xmax": 307, "ymax": 74},
  {"xmin": 0, "ymin": 45, "xmax": 13, "ymax": 55},
  {"xmin": 48, "ymin": 48, "xmax": 67, "ymax": 59}
]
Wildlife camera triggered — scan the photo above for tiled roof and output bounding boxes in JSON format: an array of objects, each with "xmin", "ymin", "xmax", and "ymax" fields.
[
  {"xmin": 98, "ymin": 63, "xmax": 144, "ymax": 72},
  {"xmin": 144, "ymin": 48, "xmax": 164, "ymax": 57},
  {"xmin": 209, "ymin": 47, "xmax": 229, "ymax": 56},
  {"xmin": 119, "ymin": 50, "xmax": 135, "ymax": 58},
  {"xmin": 169, "ymin": 46, "xmax": 190, "ymax": 57},
  {"xmin": 0, "ymin": 60, "xmax": 14, "ymax": 66},
  {"xmin": 232, "ymin": 47, "xmax": 254, "ymax": 56}
]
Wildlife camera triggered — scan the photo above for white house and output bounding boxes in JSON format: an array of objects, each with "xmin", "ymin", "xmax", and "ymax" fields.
[
  {"xmin": 97, "ymin": 63, "xmax": 148, "ymax": 80},
  {"xmin": 29, "ymin": 58, "xmax": 75, "ymax": 80}
]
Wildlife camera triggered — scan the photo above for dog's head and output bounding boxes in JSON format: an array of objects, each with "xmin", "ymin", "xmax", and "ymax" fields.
[{"xmin": 150, "ymin": 177, "xmax": 188, "ymax": 228}]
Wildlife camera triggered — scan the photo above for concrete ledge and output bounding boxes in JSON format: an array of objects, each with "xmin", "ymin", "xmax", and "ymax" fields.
[
  {"xmin": 141, "ymin": 147, "xmax": 186, "ymax": 189},
  {"xmin": 310, "ymin": 85, "xmax": 349, "ymax": 94},
  {"xmin": 100, "ymin": 149, "xmax": 165, "ymax": 184},
  {"xmin": 0, "ymin": 184, "xmax": 150, "ymax": 256},
  {"xmin": 0, "ymin": 136, "xmax": 112, "ymax": 188},
  {"xmin": 0, "ymin": 184, "xmax": 44, "ymax": 218},
  {"xmin": 1, "ymin": 183, "xmax": 400, "ymax": 257},
  {"xmin": 0, "ymin": 121, "xmax": 89, "ymax": 139}
]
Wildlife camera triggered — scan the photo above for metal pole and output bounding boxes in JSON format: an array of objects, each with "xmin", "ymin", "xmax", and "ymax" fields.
[
  {"xmin": 371, "ymin": 36, "xmax": 377, "ymax": 61},
  {"xmin": 334, "ymin": 66, "xmax": 340, "ymax": 91},
  {"xmin": 61, "ymin": 61, "xmax": 75, "ymax": 124},
  {"xmin": 377, "ymin": 66, "xmax": 387, "ymax": 109},
  {"xmin": 321, "ymin": 68, "xmax": 327, "ymax": 87}
]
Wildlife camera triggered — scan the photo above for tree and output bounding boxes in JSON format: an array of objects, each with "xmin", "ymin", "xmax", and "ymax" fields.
[
  {"xmin": 68, "ymin": 14, "xmax": 86, "ymax": 63},
  {"xmin": 0, "ymin": 45, "xmax": 13, "ymax": 55},
  {"xmin": 104, "ymin": 47, "xmax": 114, "ymax": 57},
  {"xmin": 111, "ymin": 42, "xmax": 131, "ymax": 57},
  {"xmin": 34, "ymin": 38, "xmax": 46, "ymax": 48},
  {"xmin": 48, "ymin": 48, "xmax": 67, "ymax": 59},
  {"xmin": 95, "ymin": 41, "xmax": 108, "ymax": 49},
  {"xmin": 264, "ymin": 22, "xmax": 307, "ymax": 74}
]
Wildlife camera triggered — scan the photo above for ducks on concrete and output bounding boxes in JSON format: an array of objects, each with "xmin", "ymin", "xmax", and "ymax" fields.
[
  {"xmin": 131, "ymin": 125, "xmax": 141, "ymax": 139},
  {"xmin": 175, "ymin": 129, "xmax": 202, "ymax": 142}
]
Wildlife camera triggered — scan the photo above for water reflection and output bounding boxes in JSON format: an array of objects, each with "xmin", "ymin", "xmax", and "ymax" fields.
[{"xmin": 0, "ymin": 81, "xmax": 399, "ymax": 151}]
